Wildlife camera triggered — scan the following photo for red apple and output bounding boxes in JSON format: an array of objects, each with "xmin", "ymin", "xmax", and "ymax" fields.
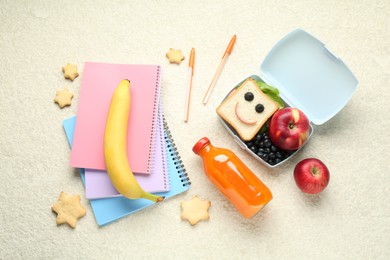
[
  {"xmin": 269, "ymin": 107, "xmax": 310, "ymax": 151},
  {"xmin": 294, "ymin": 158, "xmax": 330, "ymax": 194}
]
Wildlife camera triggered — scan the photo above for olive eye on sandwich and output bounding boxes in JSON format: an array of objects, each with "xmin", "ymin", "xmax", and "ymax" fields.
[
  {"xmin": 244, "ymin": 92, "xmax": 254, "ymax": 101},
  {"xmin": 244, "ymin": 92, "xmax": 264, "ymax": 113},
  {"xmin": 255, "ymin": 104, "xmax": 264, "ymax": 113}
]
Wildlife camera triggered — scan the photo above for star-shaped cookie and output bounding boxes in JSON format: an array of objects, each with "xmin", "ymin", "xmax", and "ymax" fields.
[
  {"xmin": 181, "ymin": 196, "xmax": 211, "ymax": 225},
  {"xmin": 51, "ymin": 192, "xmax": 86, "ymax": 228},
  {"xmin": 62, "ymin": 63, "xmax": 79, "ymax": 81},
  {"xmin": 54, "ymin": 88, "xmax": 73, "ymax": 108},
  {"xmin": 166, "ymin": 48, "xmax": 185, "ymax": 64}
]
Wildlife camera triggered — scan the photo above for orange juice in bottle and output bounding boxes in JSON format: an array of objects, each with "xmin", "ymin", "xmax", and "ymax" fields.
[{"xmin": 193, "ymin": 137, "xmax": 272, "ymax": 218}]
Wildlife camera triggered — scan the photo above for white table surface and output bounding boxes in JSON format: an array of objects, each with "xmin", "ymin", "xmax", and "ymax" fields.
[{"xmin": 1, "ymin": 0, "xmax": 389, "ymax": 259}]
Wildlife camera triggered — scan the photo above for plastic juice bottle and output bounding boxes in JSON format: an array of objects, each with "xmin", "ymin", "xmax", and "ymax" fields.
[{"xmin": 193, "ymin": 137, "xmax": 272, "ymax": 219}]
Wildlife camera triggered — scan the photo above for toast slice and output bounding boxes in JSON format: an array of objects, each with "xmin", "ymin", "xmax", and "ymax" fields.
[{"xmin": 217, "ymin": 78, "xmax": 279, "ymax": 141}]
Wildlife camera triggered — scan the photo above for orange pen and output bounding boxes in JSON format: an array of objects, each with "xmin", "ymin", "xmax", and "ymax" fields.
[
  {"xmin": 184, "ymin": 48, "xmax": 195, "ymax": 122},
  {"xmin": 203, "ymin": 35, "xmax": 236, "ymax": 104}
]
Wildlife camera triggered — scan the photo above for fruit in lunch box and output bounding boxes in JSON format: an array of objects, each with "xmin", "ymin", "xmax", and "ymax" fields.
[
  {"xmin": 245, "ymin": 132, "xmax": 294, "ymax": 166},
  {"xmin": 269, "ymin": 107, "xmax": 310, "ymax": 151},
  {"xmin": 294, "ymin": 158, "xmax": 330, "ymax": 194}
]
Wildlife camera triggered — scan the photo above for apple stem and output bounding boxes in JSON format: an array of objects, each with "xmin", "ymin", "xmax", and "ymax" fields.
[
  {"xmin": 288, "ymin": 122, "xmax": 295, "ymax": 129},
  {"xmin": 311, "ymin": 166, "xmax": 319, "ymax": 176}
]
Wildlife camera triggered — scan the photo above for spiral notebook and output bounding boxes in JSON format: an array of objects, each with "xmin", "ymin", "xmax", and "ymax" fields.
[
  {"xmin": 70, "ymin": 62, "xmax": 161, "ymax": 174},
  {"xmin": 84, "ymin": 104, "xmax": 169, "ymax": 200},
  {"xmin": 63, "ymin": 115, "xmax": 191, "ymax": 226}
]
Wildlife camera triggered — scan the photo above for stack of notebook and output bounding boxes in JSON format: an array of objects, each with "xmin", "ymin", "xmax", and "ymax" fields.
[{"xmin": 63, "ymin": 62, "xmax": 190, "ymax": 226}]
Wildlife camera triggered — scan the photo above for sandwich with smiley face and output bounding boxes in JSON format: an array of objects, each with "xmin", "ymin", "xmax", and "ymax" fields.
[{"xmin": 217, "ymin": 78, "xmax": 279, "ymax": 141}]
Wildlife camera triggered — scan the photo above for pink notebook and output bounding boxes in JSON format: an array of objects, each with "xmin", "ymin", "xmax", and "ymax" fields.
[
  {"xmin": 70, "ymin": 62, "xmax": 161, "ymax": 174},
  {"xmin": 84, "ymin": 105, "xmax": 169, "ymax": 199}
]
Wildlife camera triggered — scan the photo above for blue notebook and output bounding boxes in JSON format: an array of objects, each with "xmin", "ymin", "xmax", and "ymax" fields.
[{"xmin": 63, "ymin": 115, "xmax": 190, "ymax": 226}]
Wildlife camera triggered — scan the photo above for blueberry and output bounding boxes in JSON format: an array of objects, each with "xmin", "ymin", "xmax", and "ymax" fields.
[{"xmin": 245, "ymin": 130, "xmax": 297, "ymax": 165}]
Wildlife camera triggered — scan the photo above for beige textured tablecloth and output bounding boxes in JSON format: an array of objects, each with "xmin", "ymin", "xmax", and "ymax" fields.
[{"xmin": 1, "ymin": 0, "xmax": 389, "ymax": 259}]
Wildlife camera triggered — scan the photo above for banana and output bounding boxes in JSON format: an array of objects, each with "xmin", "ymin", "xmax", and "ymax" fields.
[{"xmin": 104, "ymin": 79, "xmax": 164, "ymax": 203}]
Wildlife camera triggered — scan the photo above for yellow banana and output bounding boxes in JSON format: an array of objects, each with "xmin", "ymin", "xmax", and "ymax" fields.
[{"xmin": 104, "ymin": 79, "xmax": 164, "ymax": 203}]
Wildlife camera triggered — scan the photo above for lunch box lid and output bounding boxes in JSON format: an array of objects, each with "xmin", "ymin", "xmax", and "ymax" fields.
[{"xmin": 260, "ymin": 29, "xmax": 358, "ymax": 125}]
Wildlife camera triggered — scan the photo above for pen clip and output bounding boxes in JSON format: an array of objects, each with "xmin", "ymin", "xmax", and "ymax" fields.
[
  {"xmin": 223, "ymin": 35, "xmax": 236, "ymax": 58},
  {"xmin": 189, "ymin": 48, "xmax": 195, "ymax": 72}
]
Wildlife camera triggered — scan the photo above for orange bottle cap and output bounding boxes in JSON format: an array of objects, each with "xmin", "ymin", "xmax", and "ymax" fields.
[{"xmin": 192, "ymin": 137, "xmax": 210, "ymax": 154}]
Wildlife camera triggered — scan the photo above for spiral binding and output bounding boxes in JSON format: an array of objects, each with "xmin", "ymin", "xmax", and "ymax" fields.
[
  {"xmin": 163, "ymin": 116, "xmax": 191, "ymax": 187},
  {"xmin": 157, "ymin": 105, "xmax": 169, "ymax": 191},
  {"xmin": 147, "ymin": 65, "xmax": 161, "ymax": 175}
]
